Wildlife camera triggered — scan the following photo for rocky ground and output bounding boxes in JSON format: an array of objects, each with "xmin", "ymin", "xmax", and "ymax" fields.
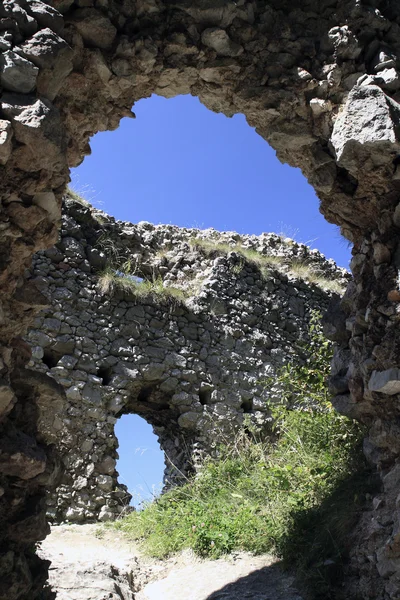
[{"xmin": 38, "ymin": 524, "xmax": 304, "ymax": 600}]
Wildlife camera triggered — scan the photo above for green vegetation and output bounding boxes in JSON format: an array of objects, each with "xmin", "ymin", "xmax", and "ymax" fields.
[
  {"xmin": 66, "ymin": 186, "xmax": 91, "ymax": 207},
  {"xmin": 98, "ymin": 265, "xmax": 187, "ymax": 304},
  {"xmin": 265, "ymin": 310, "xmax": 333, "ymax": 408},
  {"xmin": 112, "ymin": 315, "xmax": 370, "ymax": 597},
  {"xmin": 97, "ymin": 237, "xmax": 204, "ymax": 302},
  {"xmin": 289, "ymin": 261, "xmax": 344, "ymax": 295},
  {"xmin": 189, "ymin": 237, "xmax": 345, "ymax": 294}
]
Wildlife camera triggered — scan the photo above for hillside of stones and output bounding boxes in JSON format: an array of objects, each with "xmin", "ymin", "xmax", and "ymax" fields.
[{"xmin": 25, "ymin": 193, "xmax": 348, "ymax": 524}]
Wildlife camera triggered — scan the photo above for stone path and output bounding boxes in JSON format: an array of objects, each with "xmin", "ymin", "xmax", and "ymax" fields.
[{"xmin": 39, "ymin": 524, "xmax": 304, "ymax": 600}]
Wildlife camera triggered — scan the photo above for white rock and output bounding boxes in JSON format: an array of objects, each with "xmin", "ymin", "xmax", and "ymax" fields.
[
  {"xmin": 0, "ymin": 50, "xmax": 38, "ymax": 93},
  {"xmin": 368, "ymin": 369, "xmax": 400, "ymax": 395},
  {"xmin": 0, "ymin": 120, "xmax": 13, "ymax": 165}
]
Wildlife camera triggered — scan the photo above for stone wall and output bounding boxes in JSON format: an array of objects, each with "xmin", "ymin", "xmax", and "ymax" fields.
[
  {"xmin": 1, "ymin": 0, "xmax": 400, "ymax": 597},
  {"xmin": 25, "ymin": 195, "xmax": 345, "ymax": 523}
]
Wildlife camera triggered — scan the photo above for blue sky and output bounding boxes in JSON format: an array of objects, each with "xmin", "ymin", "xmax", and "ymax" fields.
[{"xmin": 71, "ymin": 94, "xmax": 351, "ymax": 505}]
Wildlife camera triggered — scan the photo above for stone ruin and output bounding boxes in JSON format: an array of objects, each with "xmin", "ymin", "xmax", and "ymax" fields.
[
  {"xmin": 2, "ymin": 0, "xmax": 400, "ymax": 598},
  {"xmin": 25, "ymin": 195, "xmax": 346, "ymax": 523}
]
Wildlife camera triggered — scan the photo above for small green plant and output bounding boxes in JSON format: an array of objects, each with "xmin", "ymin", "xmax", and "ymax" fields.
[
  {"xmin": 266, "ymin": 310, "xmax": 333, "ymax": 409},
  {"xmin": 230, "ymin": 256, "xmax": 245, "ymax": 275},
  {"xmin": 94, "ymin": 527, "xmax": 105, "ymax": 539},
  {"xmin": 189, "ymin": 237, "xmax": 233, "ymax": 256},
  {"xmin": 289, "ymin": 261, "xmax": 345, "ymax": 294},
  {"xmin": 154, "ymin": 245, "xmax": 174, "ymax": 260}
]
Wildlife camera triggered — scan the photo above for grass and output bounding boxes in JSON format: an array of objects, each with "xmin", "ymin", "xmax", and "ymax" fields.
[
  {"xmin": 111, "ymin": 315, "xmax": 370, "ymax": 597},
  {"xmin": 289, "ymin": 261, "xmax": 345, "ymax": 295},
  {"xmin": 189, "ymin": 237, "xmax": 346, "ymax": 295},
  {"xmin": 190, "ymin": 237, "xmax": 284, "ymax": 269},
  {"xmin": 66, "ymin": 186, "xmax": 91, "ymax": 207},
  {"xmin": 112, "ymin": 409, "xmax": 369, "ymax": 597},
  {"xmin": 98, "ymin": 267, "xmax": 188, "ymax": 303}
]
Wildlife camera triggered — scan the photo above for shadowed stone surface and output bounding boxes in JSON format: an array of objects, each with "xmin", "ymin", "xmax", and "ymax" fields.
[{"xmin": 1, "ymin": 0, "xmax": 400, "ymax": 597}]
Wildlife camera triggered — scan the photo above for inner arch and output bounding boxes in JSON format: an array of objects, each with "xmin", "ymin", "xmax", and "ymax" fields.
[{"xmin": 115, "ymin": 414, "xmax": 165, "ymax": 508}]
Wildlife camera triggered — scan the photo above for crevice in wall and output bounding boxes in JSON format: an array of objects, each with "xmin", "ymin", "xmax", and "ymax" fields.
[
  {"xmin": 42, "ymin": 349, "xmax": 63, "ymax": 369},
  {"xmin": 199, "ymin": 389, "xmax": 212, "ymax": 406},
  {"xmin": 241, "ymin": 399, "xmax": 253, "ymax": 414},
  {"xmin": 97, "ymin": 366, "xmax": 113, "ymax": 386}
]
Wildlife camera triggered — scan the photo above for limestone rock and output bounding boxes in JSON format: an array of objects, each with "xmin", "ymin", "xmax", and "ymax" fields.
[
  {"xmin": 3, "ymin": 0, "xmax": 38, "ymax": 35},
  {"xmin": 0, "ymin": 382, "xmax": 16, "ymax": 418},
  {"xmin": 331, "ymin": 85, "xmax": 400, "ymax": 176},
  {"xmin": 368, "ymin": 370, "xmax": 400, "ymax": 395},
  {"xmin": 19, "ymin": 28, "xmax": 74, "ymax": 100},
  {"xmin": 375, "ymin": 67, "xmax": 400, "ymax": 91},
  {"xmin": 0, "ymin": 430, "xmax": 46, "ymax": 479},
  {"xmin": 328, "ymin": 25, "xmax": 361, "ymax": 60},
  {"xmin": 1, "ymin": 94, "xmax": 65, "ymax": 172},
  {"xmin": 33, "ymin": 191, "xmax": 60, "ymax": 224},
  {"xmin": 69, "ymin": 8, "xmax": 117, "ymax": 50},
  {"xmin": 0, "ymin": 50, "xmax": 38, "ymax": 93},
  {"xmin": 25, "ymin": 0, "xmax": 65, "ymax": 34},
  {"xmin": 0, "ymin": 119, "xmax": 13, "ymax": 165},
  {"xmin": 201, "ymin": 28, "xmax": 243, "ymax": 57}
]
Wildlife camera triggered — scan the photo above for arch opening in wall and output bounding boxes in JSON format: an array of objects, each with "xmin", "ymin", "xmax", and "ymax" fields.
[
  {"xmin": 114, "ymin": 413, "xmax": 165, "ymax": 508},
  {"xmin": 70, "ymin": 94, "xmax": 351, "ymax": 271}
]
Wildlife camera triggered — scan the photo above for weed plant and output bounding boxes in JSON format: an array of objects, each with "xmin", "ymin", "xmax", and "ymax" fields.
[
  {"xmin": 66, "ymin": 186, "xmax": 91, "ymax": 206},
  {"xmin": 98, "ymin": 266, "xmax": 187, "ymax": 303},
  {"xmin": 190, "ymin": 237, "xmax": 345, "ymax": 294},
  {"xmin": 112, "ymin": 315, "xmax": 370, "ymax": 597}
]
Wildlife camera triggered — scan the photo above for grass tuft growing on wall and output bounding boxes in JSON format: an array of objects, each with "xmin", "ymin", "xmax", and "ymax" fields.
[
  {"xmin": 189, "ymin": 237, "xmax": 345, "ymax": 295},
  {"xmin": 98, "ymin": 266, "xmax": 188, "ymax": 303},
  {"xmin": 66, "ymin": 186, "xmax": 91, "ymax": 207}
]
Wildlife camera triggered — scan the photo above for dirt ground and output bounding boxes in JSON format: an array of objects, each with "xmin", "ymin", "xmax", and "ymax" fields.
[{"xmin": 39, "ymin": 524, "xmax": 304, "ymax": 600}]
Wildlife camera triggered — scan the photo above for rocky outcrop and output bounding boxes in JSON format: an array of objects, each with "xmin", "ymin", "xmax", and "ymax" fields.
[
  {"xmin": 1, "ymin": 0, "xmax": 400, "ymax": 597},
  {"xmin": 26, "ymin": 196, "xmax": 344, "ymax": 523}
]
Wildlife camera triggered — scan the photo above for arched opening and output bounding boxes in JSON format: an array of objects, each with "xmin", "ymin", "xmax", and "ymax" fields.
[
  {"xmin": 60, "ymin": 93, "xmax": 353, "ymax": 517},
  {"xmin": 71, "ymin": 95, "xmax": 351, "ymax": 270},
  {"xmin": 114, "ymin": 414, "xmax": 165, "ymax": 508}
]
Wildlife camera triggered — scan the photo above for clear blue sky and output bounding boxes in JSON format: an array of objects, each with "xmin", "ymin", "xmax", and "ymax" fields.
[{"xmin": 71, "ymin": 94, "xmax": 351, "ymax": 506}]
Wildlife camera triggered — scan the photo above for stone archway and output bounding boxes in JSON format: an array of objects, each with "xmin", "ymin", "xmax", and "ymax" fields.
[{"xmin": 1, "ymin": 1, "xmax": 400, "ymax": 598}]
